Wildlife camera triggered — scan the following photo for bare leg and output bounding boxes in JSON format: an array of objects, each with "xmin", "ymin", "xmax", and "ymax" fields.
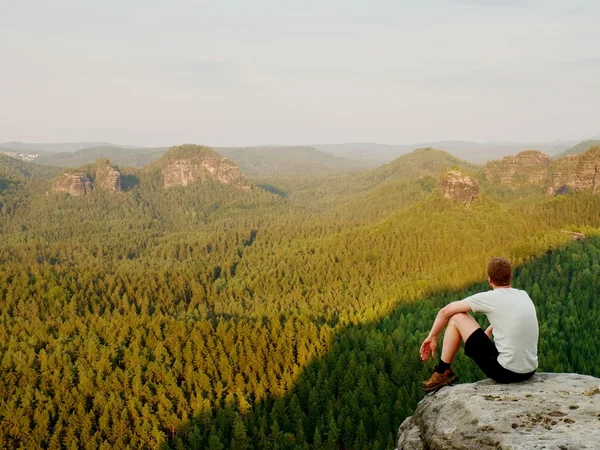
[{"xmin": 441, "ymin": 312, "xmax": 481, "ymax": 364}]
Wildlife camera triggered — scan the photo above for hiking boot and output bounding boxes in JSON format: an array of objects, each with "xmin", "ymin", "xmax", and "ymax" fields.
[{"xmin": 422, "ymin": 368, "xmax": 458, "ymax": 392}]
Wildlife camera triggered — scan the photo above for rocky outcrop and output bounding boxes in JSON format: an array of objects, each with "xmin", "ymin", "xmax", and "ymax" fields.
[
  {"xmin": 439, "ymin": 168, "xmax": 479, "ymax": 206},
  {"xmin": 550, "ymin": 147, "xmax": 600, "ymax": 195},
  {"xmin": 549, "ymin": 154, "xmax": 579, "ymax": 195},
  {"xmin": 575, "ymin": 147, "xmax": 600, "ymax": 193},
  {"xmin": 52, "ymin": 172, "xmax": 93, "ymax": 196},
  {"xmin": 52, "ymin": 160, "xmax": 122, "ymax": 195},
  {"xmin": 483, "ymin": 150, "xmax": 551, "ymax": 187},
  {"xmin": 483, "ymin": 147, "xmax": 600, "ymax": 195},
  {"xmin": 161, "ymin": 145, "xmax": 250, "ymax": 190},
  {"xmin": 397, "ymin": 373, "xmax": 600, "ymax": 450},
  {"xmin": 95, "ymin": 161, "xmax": 122, "ymax": 192}
]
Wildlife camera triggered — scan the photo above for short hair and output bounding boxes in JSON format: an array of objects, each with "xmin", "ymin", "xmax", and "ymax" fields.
[{"xmin": 487, "ymin": 257, "xmax": 512, "ymax": 286}]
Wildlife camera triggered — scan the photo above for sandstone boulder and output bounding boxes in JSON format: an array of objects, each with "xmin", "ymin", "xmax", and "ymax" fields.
[
  {"xmin": 397, "ymin": 373, "xmax": 600, "ymax": 450},
  {"xmin": 439, "ymin": 169, "xmax": 479, "ymax": 206}
]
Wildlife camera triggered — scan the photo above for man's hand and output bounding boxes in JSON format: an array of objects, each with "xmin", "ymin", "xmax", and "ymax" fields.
[
  {"xmin": 485, "ymin": 325, "xmax": 493, "ymax": 339},
  {"xmin": 420, "ymin": 335, "xmax": 437, "ymax": 361}
]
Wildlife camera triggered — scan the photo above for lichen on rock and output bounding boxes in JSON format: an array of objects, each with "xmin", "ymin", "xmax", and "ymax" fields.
[{"xmin": 397, "ymin": 373, "xmax": 600, "ymax": 450}]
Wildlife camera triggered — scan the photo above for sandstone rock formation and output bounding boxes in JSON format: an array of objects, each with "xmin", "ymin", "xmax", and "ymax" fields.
[
  {"xmin": 52, "ymin": 172, "xmax": 93, "ymax": 196},
  {"xmin": 439, "ymin": 168, "xmax": 479, "ymax": 206},
  {"xmin": 483, "ymin": 146, "xmax": 600, "ymax": 195},
  {"xmin": 550, "ymin": 147, "xmax": 600, "ymax": 195},
  {"xmin": 548, "ymin": 147, "xmax": 600, "ymax": 194},
  {"xmin": 549, "ymin": 154, "xmax": 579, "ymax": 195},
  {"xmin": 161, "ymin": 145, "xmax": 250, "ymax": 190},
  {"xmin": 575, "ymin": 147, "xmax": 600, "ymax": 193},
  {"xmin": 52, "ymin": 160, "xmax": 122, "ymax": 195},
  {"xmin": 483, "ymin": 150, "xmax": 551, "ymax": 187},
  {"xmin": 95, "ymin": 161, "xmax": 122, "ymax": 192},
  {"xmin": 397, "ymin": 373, "xmax": 600, "ymax": 450}
]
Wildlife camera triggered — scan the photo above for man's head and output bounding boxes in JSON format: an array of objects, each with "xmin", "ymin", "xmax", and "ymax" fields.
[{"xmin": 487, "ymin": 257, "xmax": 512, "ymax": 287}]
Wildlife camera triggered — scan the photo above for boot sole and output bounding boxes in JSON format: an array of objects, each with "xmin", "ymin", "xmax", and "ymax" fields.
[{"xmin": 422, "ymin": 375, "xmax": 458, "ymax": 392}]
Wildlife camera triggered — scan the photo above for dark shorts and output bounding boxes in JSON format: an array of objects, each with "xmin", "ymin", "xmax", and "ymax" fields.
[{"xmin": 464, "ymin": 328, "xmax": 535, "ymax": 384}]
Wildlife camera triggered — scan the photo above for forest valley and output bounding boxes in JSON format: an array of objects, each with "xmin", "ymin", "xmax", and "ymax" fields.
[{"xmin": 0, "ymin": 144, "xmax": 599, "ymax": 449}]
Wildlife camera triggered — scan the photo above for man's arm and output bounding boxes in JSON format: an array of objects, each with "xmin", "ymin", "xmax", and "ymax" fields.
[{"xmin": 420, "ymin": 300, "xmax": 472, "ymax": 361}]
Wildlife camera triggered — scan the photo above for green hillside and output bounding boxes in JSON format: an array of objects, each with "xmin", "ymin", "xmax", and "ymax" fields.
[
  {"xmin": 0, "ymin": 154, "xmax": 61, "ymax": 180},
  {"xmin": 35, "ymin": 146, "xmax": 167, "ymax": 168},
  {"xmin": 556, "ymin": 140, "xmax": 600, "ymax": 158},
  {"xmin": 217, "ymin": 146, "xmax": 368, "ymax": 176},
  {"xmin": 255, "ymin": 147, "xmax": 478, "ymax": 214},
  {"xmin": 363, "ymin": 147, "xmax": 477, "ymax": 182}
]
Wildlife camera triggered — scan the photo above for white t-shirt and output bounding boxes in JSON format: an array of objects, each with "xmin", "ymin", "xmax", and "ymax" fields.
[{"xmin": 465, "ymin": 288, "xmax": 538, "ymax": 374}]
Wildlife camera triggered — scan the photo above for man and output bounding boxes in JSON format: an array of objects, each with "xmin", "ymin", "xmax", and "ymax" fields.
[{"xmin": 420, "ymin": 257, "xmax": 538, "ymax": 391}]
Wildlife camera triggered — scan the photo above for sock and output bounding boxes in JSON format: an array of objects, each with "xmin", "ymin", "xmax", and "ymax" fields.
[{"xmin": 435, "ymin": 359, "xmax": 451, "ymax": 374}]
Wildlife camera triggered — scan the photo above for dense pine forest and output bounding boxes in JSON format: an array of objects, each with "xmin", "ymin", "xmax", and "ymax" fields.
[{"xmin": 1, "ymin": 147, "xmax": 599, "ymax": 449}]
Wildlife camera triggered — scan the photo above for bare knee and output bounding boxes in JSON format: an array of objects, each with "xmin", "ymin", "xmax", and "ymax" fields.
[
  {"xmin": 448, "ymin": 312, "xmax": 470, "ymax": 327},
  {"xmin": 448, "ymin": 312, "xmax": 480, "ymax": 342}
]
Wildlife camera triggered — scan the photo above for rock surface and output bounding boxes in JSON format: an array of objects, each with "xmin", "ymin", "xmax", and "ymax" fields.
[
  {"xmin": 52, "ymin": 160, "xmax": 122, "ymax": 195},
  {"xmin": 161, "ymin": 145, "xmax": 250, "ymax": 190},
  {"xmin": 483, "ymin": 147, "xmax": 600, "ymax": 195},
  {"xmin": 549, "ymin": 155, "xmax": 579, "ymax": 195},
  {"xmin": 397, "ymin": 373, "xmax": 600, "ymax": 450},
  {"xmin": 439, "ymin": 168, "xmax": 479, "ymax": 206},
  {"xmin": 550, "ymin": 148, "xmax": 600, "ymax": 195},
  {"xmin": 95, "ymin": 161, "xmax": 122, "ymax": 192},
  {"xmin": 483, "ymin": 150, "xmax": 551, "ymax": 187},
  {"xmin": 574, "ymin": 147, "xmax": 600, "ymax": 194},
  {"xmin": 52, "ymin": 172, "xmax": 93, "ymax": 196}
]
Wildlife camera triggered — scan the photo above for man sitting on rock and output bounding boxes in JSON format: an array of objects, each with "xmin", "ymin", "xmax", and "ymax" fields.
[{"xmin": 420, "ymin": 257, "xmax": 538, "ymax": 391}]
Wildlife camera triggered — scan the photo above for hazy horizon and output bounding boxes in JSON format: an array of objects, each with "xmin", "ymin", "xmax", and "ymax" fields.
[{"xmin": 2, "ymin": 0, "xmax": 599, "ymax": 146}]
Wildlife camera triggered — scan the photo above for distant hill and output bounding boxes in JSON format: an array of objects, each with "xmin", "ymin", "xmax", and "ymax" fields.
[
  {"xmin": 216, "ymin": 146, "xmax": 368, "ymax": 176},
  {"xmin": 316, "ymin": 141, "xmax": 573, "ymax": 164},
  {"xmin": 313, "ymin": 143, "xmax": 413, "ymax": 165},
  {"xmin": 35, "ymin": 146, "xmax": 167, "ymax": 168},
  {"xmin": 0, "ymin": 154, "xmax": 61, "ymax": 180},
  {"xmin": 363, "ymin": 147, "xmax": 476, "ymax": 182},
  {"xmin": 0, "ymin": 141, "xmax": 138, "ymax": 153},
  {"xmin": 35, "ymin": 144, "xmax": 368, "ymax": 176},
  {"xmin": 556, "ymin": 140, "xmax": 600, "ymax": 158}
]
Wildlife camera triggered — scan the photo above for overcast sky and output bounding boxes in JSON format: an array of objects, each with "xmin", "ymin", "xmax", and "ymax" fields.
[{"xmin": 1, "ymin": 0, "xmax": 599, "ymax": 146}]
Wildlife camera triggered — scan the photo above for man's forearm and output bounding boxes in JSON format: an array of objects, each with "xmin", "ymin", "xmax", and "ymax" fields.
[{"xmin": 428, "ymin": 311, "xmax": 450, "ymax": 339}]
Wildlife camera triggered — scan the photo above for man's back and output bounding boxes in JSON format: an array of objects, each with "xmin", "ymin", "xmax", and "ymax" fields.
[{"xmin": 465, "ymin": 288, "xmax": 538, "ymax": 374}]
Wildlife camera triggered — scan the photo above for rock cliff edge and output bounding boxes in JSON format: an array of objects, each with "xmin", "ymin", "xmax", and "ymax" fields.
[{"xmin": 397, "ymin": 373, "xmax": 600, "ymax": 450}]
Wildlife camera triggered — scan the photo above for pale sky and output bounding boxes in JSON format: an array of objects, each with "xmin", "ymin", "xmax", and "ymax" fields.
[{"xmin": 1, "ymin": 0, "xmax": 599, "ymax": 146}]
